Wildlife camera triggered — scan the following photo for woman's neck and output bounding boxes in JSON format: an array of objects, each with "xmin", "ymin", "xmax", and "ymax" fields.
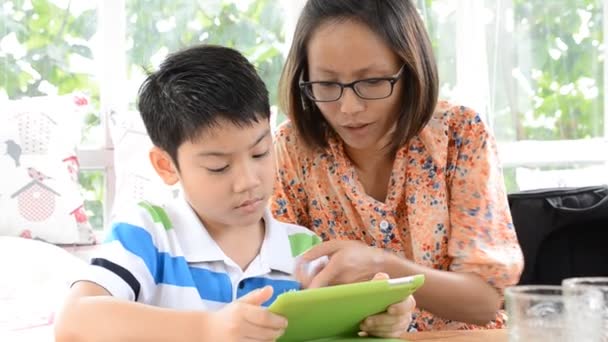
[
  {"xmin": 344, "ymin": 143, "xmax": 396, "ymax": 203},
  {"xmin": 344, "ymin": 144, "xmax": 393, "ymax": 171},
  {"xmin": 342, "ymin": 121, "xmax": 398, "ymax": 168}
]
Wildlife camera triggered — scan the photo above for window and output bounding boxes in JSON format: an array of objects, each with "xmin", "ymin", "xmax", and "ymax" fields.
[
  {"xmin": 421, "ymin": 0, "xmax": 607, "ymax": 191},
  {"xmin": 1, "ymin": 0, "xmax": 291, "ymax": 229},
  {"xmin": 2, "ymin": 0, "xmax": 606, "ymax": 230}
]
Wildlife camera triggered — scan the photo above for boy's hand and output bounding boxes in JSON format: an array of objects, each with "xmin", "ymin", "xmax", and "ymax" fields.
[
  {"xmin": 208, "ymin": 286, "xmax": 288, "ymax": 341},
  {"xmin": 358, "ymin": 272, "xmax": 416, "ymax": 339}
]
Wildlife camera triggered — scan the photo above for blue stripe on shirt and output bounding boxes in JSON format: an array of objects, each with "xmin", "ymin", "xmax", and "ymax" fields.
[
  {"xmin": 237, "ymin": 277, "xmax": 301, "ymax": 307},
  {"xmin": 106, "ymin": 223, "xmax": 299, "ymax": 305},
  {"xmin": 107, "ymin": 223, "xmax": 232, "ymax": 303}
]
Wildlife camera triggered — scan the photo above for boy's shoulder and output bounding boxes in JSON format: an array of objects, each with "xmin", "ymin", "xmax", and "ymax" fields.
[
  {"xmin": 269, "ymin": 214, "xmax": 317, "ymax": 237},
  {"xmin": 266, "ymin": 214, "xmax": 322, "ymax": 257},
  {"xmin": 109, "ymin": 197, "xmax": 187, "ymax": 238}
]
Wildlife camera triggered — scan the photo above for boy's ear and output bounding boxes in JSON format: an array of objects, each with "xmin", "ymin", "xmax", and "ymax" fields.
[{"xmin": 149, "ymin": 146, "xmax": 179, "ymax": 186}]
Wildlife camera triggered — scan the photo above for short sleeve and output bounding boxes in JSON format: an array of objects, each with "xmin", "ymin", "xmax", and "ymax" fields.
[
  {"xmin": 446, "ymin": 109, "xmax": 524, "ymax": 290},
  {"xmin": 271, "ymin": 123, "xmax": 311, "ymax": 228},
  {"xmin": 286, "ymin": 228, "xmax": 328, "ymax": 279},
  {"xmin": 73, "ymin": 208, "xmax": 159, "ymax": 303}
]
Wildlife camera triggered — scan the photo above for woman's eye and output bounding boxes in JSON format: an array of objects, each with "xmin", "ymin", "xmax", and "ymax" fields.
[
  {"xmin": 318, "ymin": 82, "xmax": 338, "ymax": 88},
  {"xmin": 363, "ymin": 79, "xmax": 384, "ymax": 85}
]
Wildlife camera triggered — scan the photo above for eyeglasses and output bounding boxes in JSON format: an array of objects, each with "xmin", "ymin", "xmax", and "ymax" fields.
[{"xmin": 299, "ymin": 65, "xmax": 405, "ymax": 102}]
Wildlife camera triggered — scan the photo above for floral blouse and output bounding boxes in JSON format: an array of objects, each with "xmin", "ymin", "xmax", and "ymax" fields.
[{"xmin": 271, "ymin": 100, "xmax": 524, "ymax": 331}]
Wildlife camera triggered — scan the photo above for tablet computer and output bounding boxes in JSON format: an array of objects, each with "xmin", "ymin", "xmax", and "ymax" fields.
[{"xmin": 268, "ymin": 274, "xmax": 425, "ymax": 341}]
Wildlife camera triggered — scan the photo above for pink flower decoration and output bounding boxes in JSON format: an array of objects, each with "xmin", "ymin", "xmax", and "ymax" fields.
[
  {"xmin": 73, "ymin": 96, "xmax": 88, "ymax": 106},
  {"xmin": 19, "ymin": 229, "xmax": 32, "ymax": 239}
]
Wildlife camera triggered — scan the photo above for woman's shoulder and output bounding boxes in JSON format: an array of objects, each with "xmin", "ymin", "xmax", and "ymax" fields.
[
  {"xmin": 432, "ymin": 100, "xmax": 484, "ymax": 126},
  {"xmin": 274, "ymin": 120, "xmax": 299, "ymax": 145},
  {"xmin": 274, "ymin": 120, "xmax": 321, "ymax": 161},
  {"xmin": 414, "ymin": 100, "xmax": 492, "ymax": 166},
  {"xmin": 425, "ymin": 100, "xmax": 490, "ymax": 138}
]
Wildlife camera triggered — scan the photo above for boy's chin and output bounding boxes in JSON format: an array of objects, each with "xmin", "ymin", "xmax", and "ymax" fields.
[{"xmin": 229, "ymin": 208, "xmax": 266, "ymax": 226}]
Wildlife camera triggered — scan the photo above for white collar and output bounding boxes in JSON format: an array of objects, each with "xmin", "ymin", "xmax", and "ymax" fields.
[{"xmin": 172, "ymin": 197, "xmax": 295, "ymax": 275}]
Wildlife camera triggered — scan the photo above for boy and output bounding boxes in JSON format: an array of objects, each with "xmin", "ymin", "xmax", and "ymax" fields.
[{"xmin": 54, "ymin": 45, "xmax": 413, "ymax": 342}]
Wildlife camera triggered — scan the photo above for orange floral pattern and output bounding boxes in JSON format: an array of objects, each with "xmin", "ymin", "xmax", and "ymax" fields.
[{"xmin": 272, "ymin": 101, "xmax": 524, "ymax": 331}]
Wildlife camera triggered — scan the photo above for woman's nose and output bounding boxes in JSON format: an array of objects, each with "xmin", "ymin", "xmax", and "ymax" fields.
[{"xmin": 339, "ymin": 87, "xmax": 365, "ymax": 114}]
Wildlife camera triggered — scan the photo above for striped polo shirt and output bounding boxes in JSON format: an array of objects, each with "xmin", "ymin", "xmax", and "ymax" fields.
[{"xmin": 77, "ymin": 196, "xmax": 322, "ymax": 310}]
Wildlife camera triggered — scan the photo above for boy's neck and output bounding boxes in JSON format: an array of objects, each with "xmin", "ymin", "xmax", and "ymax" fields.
[{"xmin": 204, "ymin": 218, "xmax": 266, "ymax": 271}]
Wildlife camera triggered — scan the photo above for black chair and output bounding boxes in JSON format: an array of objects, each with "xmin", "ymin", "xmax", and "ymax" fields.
[{"xmin": 508, "ymin": 185, "xmax": 608, "ymax": 285}]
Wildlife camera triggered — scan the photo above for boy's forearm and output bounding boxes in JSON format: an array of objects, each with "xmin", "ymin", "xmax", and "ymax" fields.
[{"xmin": 55, "ymin": 296, "xmax": 210, "ymax": 342}]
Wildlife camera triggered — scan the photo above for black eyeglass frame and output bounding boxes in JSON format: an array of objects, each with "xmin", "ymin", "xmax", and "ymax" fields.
[{"xmin": 299, "ymin": 65, "xmax": 406, "ymax": 102}]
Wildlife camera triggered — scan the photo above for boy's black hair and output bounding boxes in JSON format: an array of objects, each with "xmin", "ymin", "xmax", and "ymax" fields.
[{"xmin": 137, "ymin": 45, "xmax": 270, "ymax": 169}]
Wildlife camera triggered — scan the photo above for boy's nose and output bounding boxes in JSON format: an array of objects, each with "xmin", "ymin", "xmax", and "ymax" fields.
[{"xmin": 233, "ymin": 164, "xmax": 262, "ymax": 193}]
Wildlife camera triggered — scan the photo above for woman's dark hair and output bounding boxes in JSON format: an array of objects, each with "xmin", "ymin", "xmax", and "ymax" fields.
[{"xmin": 279, "ymin": 0, "xmax": 438, "ymax": 152}]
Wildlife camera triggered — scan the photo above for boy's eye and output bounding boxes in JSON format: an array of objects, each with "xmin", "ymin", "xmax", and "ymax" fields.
[
  {"xmin": 207, "ymin": 165, "xmax": 229, "ymax": 173},
  {"xmin": 253, "ymin": 150, "xmax": 270, "ymax": 158}
]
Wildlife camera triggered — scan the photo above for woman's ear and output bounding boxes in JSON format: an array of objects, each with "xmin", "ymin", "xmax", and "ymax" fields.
[{"xmin": 149, "ymin": 146, "xmax": 179, "ymax": 185}]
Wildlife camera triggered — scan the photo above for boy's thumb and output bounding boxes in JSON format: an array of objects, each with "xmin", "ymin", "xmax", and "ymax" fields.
[{"xmin": 238, "ymin": 286, "xmax": 274, "ymax": 306}]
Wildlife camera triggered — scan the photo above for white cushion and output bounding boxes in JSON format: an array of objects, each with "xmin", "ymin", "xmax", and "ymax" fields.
[
  {"xmin": 108, "ymin": 110, "xmax": 179, "ymax": 220},
  {"xmin": 0, "ymin": 237, "xmax": 86, "ymax": 332},
  {"xmin": 0, "ymin": 95, "xmax": 95, "ymax": 244}
]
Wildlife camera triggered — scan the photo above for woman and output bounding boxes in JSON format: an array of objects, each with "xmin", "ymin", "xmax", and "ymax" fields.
[{"xmin": 272, "ymin": 0, "xmax": 524, "ymax": 331}]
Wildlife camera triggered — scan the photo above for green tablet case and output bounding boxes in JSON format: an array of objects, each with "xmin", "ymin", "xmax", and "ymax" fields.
[{"xmin": 268, "ymin": 274, "xmax": 425, "ymax": 342}]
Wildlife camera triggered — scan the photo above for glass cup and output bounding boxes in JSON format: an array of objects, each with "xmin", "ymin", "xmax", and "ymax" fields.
[
  {"xmin": 563, "ymin": 277, "xmax": 608, "ymax": 341},
  {"xmin": 505, "ymin": 285, "xmax": 603, "ymax": 342}
]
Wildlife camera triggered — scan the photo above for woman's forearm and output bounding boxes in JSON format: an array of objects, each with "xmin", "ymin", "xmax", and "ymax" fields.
[{"xmin": 382, "ymin": 252, "xmax": 502, "ymax": 325}]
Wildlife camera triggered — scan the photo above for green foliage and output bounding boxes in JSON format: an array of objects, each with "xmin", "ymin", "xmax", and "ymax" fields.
[
  {"xmin": 0, "ymin": 0, "xmax": 100, "ymax": 141},
  {"xmin": 1, "ymin": 0, "xmax": 604, "ymax": 218},
  {"xmin": 78, "ymin": 170, "xmax": 105, "ymax": 229},
  {"xmin": 511, "ymin": 0, "xmax": 603, "ymax": 140},
  {"xmin": 499, "ymin": 0, "xmax": 603, "ymax": 191},
  {"xmin": 0, "ymin": 0, "xmax": 98, "ymax": 98},
  {"xmin": 126, "ymin": 0, "xmax": 285, "ymax": 106},
  {"xmin": 502, "ymin": 167, "xmax": 519, "ymax": 193},
  {"xmin": 420, "ymin": 0, "xmax": 604, "ymax": 192},
  {"xmin": 1, "ymin": 0, "xmax": 285, "ymax": 229}
]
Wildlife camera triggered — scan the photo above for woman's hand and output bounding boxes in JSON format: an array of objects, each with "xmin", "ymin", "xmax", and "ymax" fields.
[
  {"xmin": 297, "ymin": 240, "xmax": 388, "ymax": 288},
  {"xmin": 296, "ymin": 243, "xmax": 415, "ymax": 338},
  {"xmin": 359, "ymin": 273, "xmax": 416, "ymax": 338}
]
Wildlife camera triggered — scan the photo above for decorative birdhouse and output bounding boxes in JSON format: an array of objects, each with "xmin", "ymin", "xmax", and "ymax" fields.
[
  {"xmin": 70, "ymin": 205, "xmax": 88, "ymax": 224},
  {"xmin": 11, "ymin": 180, "xmax": 61, "ymax": 222},
  {"xmin": 62, "ymin": 156, "xmax": 80, "ymax": 183}
]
